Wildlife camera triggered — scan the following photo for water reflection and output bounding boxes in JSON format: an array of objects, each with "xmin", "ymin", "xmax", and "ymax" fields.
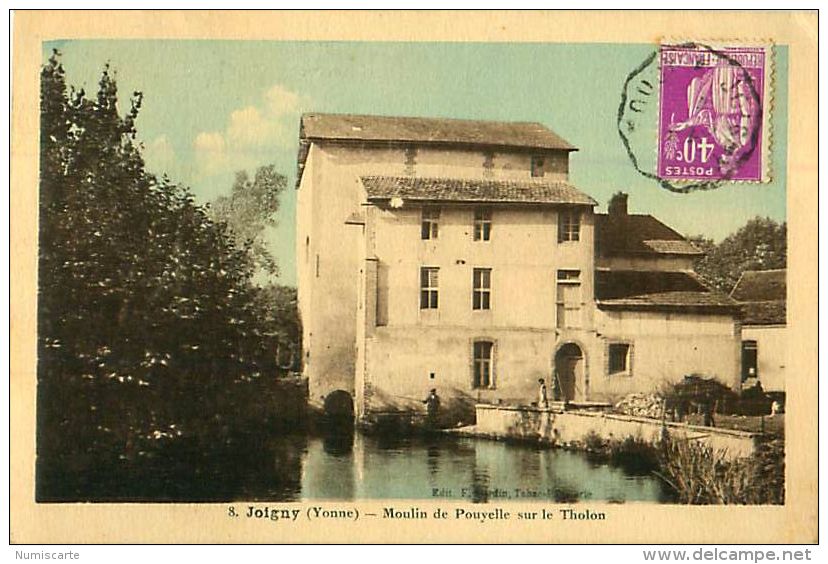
[
  {"xmin": 38, "ymin": 428, "xmax": 672, "ymax": 503},
  {"xmin": 426, "ymin": 445, "xmax": 440, "ymax": 478},
  {"xmin": 300, "ymin": 433, "xmax": 671, "ymax": 503}
]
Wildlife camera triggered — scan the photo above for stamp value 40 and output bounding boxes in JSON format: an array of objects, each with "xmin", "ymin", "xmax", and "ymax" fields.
[{"xmin": 658, "ymin": 43, "xmax": 771, "ymax": 183}]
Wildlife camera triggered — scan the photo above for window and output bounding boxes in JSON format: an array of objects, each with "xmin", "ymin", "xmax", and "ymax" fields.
[
  {"xmin": 557, "ymin": 269, "xmax": 581, "ymax": 283},
  {"xmin": 741, "ymin": 340, "xmax": 758, "ymax": 382},
  {"xmin": 474, "ymin": 208, "xmax": 492, "ymax": 241},
  {"xmin": 558, "ymin": 209, "xmax": 581, "ymax": 242},
  {"xmin": 608, "ymin": 343, "xmax": 632, "ymax": 375},
  {"xmin": 531, "ymin": 156, "xmax": 545, "ymax": 178},
  {"xmin": 421, "ymin": 207, "xmax": 440, "ymax": 240},
  {"xmin": 472, "ymin": 268, "xmax": 492, "ymax": 310},
  {"xmin": 473, "ymin": 341, "xmax": 494, "ymax": 388},
  {"xmin": 420, "ymin": 267, "xmax": 439, "ymax": 309},
  {"xmin": 556, "ymin": 270, "xmax": 582, "ymax": 329}
]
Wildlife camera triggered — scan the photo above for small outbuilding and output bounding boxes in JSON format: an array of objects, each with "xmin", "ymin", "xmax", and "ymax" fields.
[{"xmin": 730, "ymin": 269, "xmax": 787, "ymax": 394}]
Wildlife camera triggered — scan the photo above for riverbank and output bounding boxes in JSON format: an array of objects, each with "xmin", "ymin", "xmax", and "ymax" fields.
[
  {"xmin": 445, "ymin": 403, "xmax": 784, "ymax": 505},
  {"xmin": 461, "ymin": 403, "xmax": 760, "ymax": 459}
]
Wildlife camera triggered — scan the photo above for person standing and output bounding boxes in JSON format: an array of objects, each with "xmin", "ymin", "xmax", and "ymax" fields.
[
  {"xmin": 702, "ymin": 398, "xmax": 716, "ymax": 427},
  {"xmin": 537, "ymin": 378, "xmax": 549, "ymax": 409},
  {"xmin": 770, "ymin": 399, "xmax": 782, "ymax": 417},
  {"xmin": 423, "ymin": 388, "xmax": 441, "ymax": 429}
]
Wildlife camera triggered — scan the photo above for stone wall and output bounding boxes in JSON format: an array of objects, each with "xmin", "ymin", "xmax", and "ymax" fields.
[{"xmin": 473, "ymin": 404, "xmax": 758, "ymax": 459}]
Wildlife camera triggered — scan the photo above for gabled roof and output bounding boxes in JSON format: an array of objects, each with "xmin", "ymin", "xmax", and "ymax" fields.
[
  {"xmin": 301, "ymin": 113, "xmax": 577, "ymax": 151},
  {"xmin": 595, "ymin": 213, "xmax": 702, "ymax": 256},
  {"xmin": 730, "ymin": 269, "xmax": 786, "ymax": 302},
  {"xmin": 730, "ymin": 269, "xmax": 786, "ymax": 325},
  {"xmin": 595, "ymin": 270, "xmax": 738, "ymax": 313},
  {"xmin": 361, "ymin": 176, "xmax": 597, "ymax": 206}
]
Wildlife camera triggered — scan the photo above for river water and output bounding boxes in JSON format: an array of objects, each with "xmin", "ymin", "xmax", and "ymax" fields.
[
  {"xmin": 263, "ymin": 431, "xmax": 670, "ymax": 504},
  {"xmin": 39, "ymin": 429, "xmax": 673, "ymax": 503}
]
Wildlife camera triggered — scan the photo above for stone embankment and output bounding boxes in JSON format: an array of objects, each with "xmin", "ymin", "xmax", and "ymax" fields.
[{"xmin": 453, "ymin": 403, "xmax": 758, "ymax": 460}]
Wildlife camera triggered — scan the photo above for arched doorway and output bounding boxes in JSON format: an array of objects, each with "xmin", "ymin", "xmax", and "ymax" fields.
[
  {"xmin": 323, "ymin": 390, "xmax": 354, "ymax": 419},
  {"xmin": 554, "ymin": 343, "xmax": 584, "ymax": 402}
]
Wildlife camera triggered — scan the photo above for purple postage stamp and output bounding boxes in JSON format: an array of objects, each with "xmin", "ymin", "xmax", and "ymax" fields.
[{"xmin": 658, "ymin": 44, "xmax": 770, "ymax": 183}]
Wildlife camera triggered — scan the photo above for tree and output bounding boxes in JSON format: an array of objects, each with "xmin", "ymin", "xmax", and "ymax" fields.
[
  {"xmin": 690, "ymin": 217, "xmax": 787, "ymax": 294},
  {"xmin": 211, "ymin": 165, "xmax": 287, "ymax": 277},
  {"xmin": 255, "ymin": 284, "xmax": 300, "ymax": 370},
  {"xmin": 210, "ymin": 165, "xmax": 299, "ymax": 372},
  {"xmin": 37, "ymin": 51, "xmax": 281, "ymax": 485}
]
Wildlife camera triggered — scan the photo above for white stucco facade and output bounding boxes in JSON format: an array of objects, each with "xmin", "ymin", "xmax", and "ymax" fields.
[{"xmin": 295, "ymin": 114, "xmax": 743, "ymax": 421}]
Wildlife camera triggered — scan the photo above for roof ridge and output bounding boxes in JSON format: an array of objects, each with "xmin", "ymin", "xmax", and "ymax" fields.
[
  {"xmin": 361, "ymin": 174, "xmax": 573, "ymax": 186},
  {"xmin": 302, "ymin": 112, "xmax": 545, "ymax": 127},
  {"xmin": 729, "ymin": 271, "xmax": 747, "ymax": 298},
  {"xmin": 300, "ymin": 113, "xmax": 577, "ymax": 151},
  {"xmin": 741, "ymin": 268, "xmax": 787, "ymax": 274}
]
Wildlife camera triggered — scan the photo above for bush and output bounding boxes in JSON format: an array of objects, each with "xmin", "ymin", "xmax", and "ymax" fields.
[
  {"xmin": 662, "ymin": 375, "xmax": 738, "ymax": 419},
  {"xmin": 583, "ymin": 430, "xmax": 607, "ymax": 452},
  {"xmin": 656, "ymin": 437, "xmax": 784, "ymax": 504},
  {"xmin": 608, "ymin": 436, "xmax": 660, "ymax": 475},
  {"xmin": 580, "ymin": 433, "xmax": 660, "ymax": 476}
]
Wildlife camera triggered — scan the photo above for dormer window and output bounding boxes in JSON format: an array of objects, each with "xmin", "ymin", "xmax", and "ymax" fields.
[{"xmin": 531, "ymin": 156, "xmax": 545, "ymax": 177}]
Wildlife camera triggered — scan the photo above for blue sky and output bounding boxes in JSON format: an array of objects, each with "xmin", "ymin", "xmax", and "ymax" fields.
[{"xmin": 46, "ymin": 40, "xmax": 788, "ymax": 287}]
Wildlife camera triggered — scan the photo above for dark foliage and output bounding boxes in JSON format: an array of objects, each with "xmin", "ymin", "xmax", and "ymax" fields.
[
  {"xmin": 581, "ymin": 432, "xmax": 661, "ymax": 477},
  {"xmin": 661, "ymin": 374, "xmax": 738, "ymax": 417},
  {"xmin": 36, "ymin": 52, "xmax": 301, "ymax": 498},
  {"xmin": 689, "ymin": 217, "xmax": 786, "ymax": 294},
  {"xmin": 663, "ymin": 375, "xmax": 778, "ymax": 418}
]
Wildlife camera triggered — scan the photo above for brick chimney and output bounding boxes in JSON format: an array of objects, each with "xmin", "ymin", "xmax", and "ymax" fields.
[{"xmin": 608, "ymin": 192, "xmax": 629, "ymax": 218}]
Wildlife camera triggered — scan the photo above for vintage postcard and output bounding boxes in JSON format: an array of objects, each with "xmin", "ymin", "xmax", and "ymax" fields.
[{"xmin": 10, "ymin": 11, "xmax": 818, "ymax": 544}]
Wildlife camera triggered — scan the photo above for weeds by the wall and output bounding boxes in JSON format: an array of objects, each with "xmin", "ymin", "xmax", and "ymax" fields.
[
  {"xmin": 580, "ymin": 429, "xmax": 784, "ymax": 505},
  {"xmin": 655, "ymin": 437, "xmax": 784, "ymax": 505},
  {"xmin": 581, "ymin": 432, "xmax": 660, "ymax": 476}
]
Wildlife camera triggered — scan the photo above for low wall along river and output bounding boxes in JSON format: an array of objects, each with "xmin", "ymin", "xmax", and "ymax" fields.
[{"xmin": 471, "ymin": 404, "xmax": 759, "ymax": 459}]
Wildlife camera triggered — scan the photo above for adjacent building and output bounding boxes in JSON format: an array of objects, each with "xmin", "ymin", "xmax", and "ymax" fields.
[
  {"xmin": 730, "ymin": 269, "xmax": 787, "ymax": 394},
  {"xmin": 295, "ymin": 113, "xmax": 742, "ymax": 422}
]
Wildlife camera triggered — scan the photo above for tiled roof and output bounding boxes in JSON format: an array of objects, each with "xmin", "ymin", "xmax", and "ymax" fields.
[
  {"xmin": 641, "ymin": 239, "xmax": 701, "ymax": 254},
  {"xmin": 730, "ymin": 269, "xmax": 786, "ymax": 325},
  {"xmin": 740, "ymin": 301, "xmax": 786, "ymax": 326},
  {"xmin": 730, "ymin": 269, "xmax": 786, "ymax": 302},
  {"xmin": 595, "ymin": 213, "xmax": 702, "ymax": 256},
  {"xmin": 301, "ymin": 113, "xmax": 577, "ymax": 151},
  {"xmin": 361, "ymin": 176, "xmax": 597, "ymax": 205},
  {"xmin": 595, "ymin": 270, "xmax": 737, "ymax": 312}
]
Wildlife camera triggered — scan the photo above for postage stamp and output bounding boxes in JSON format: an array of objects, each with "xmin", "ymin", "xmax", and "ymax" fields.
[{"xmin": 657, "ymin": 43, "xmax": 771, "ymax": 183}]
